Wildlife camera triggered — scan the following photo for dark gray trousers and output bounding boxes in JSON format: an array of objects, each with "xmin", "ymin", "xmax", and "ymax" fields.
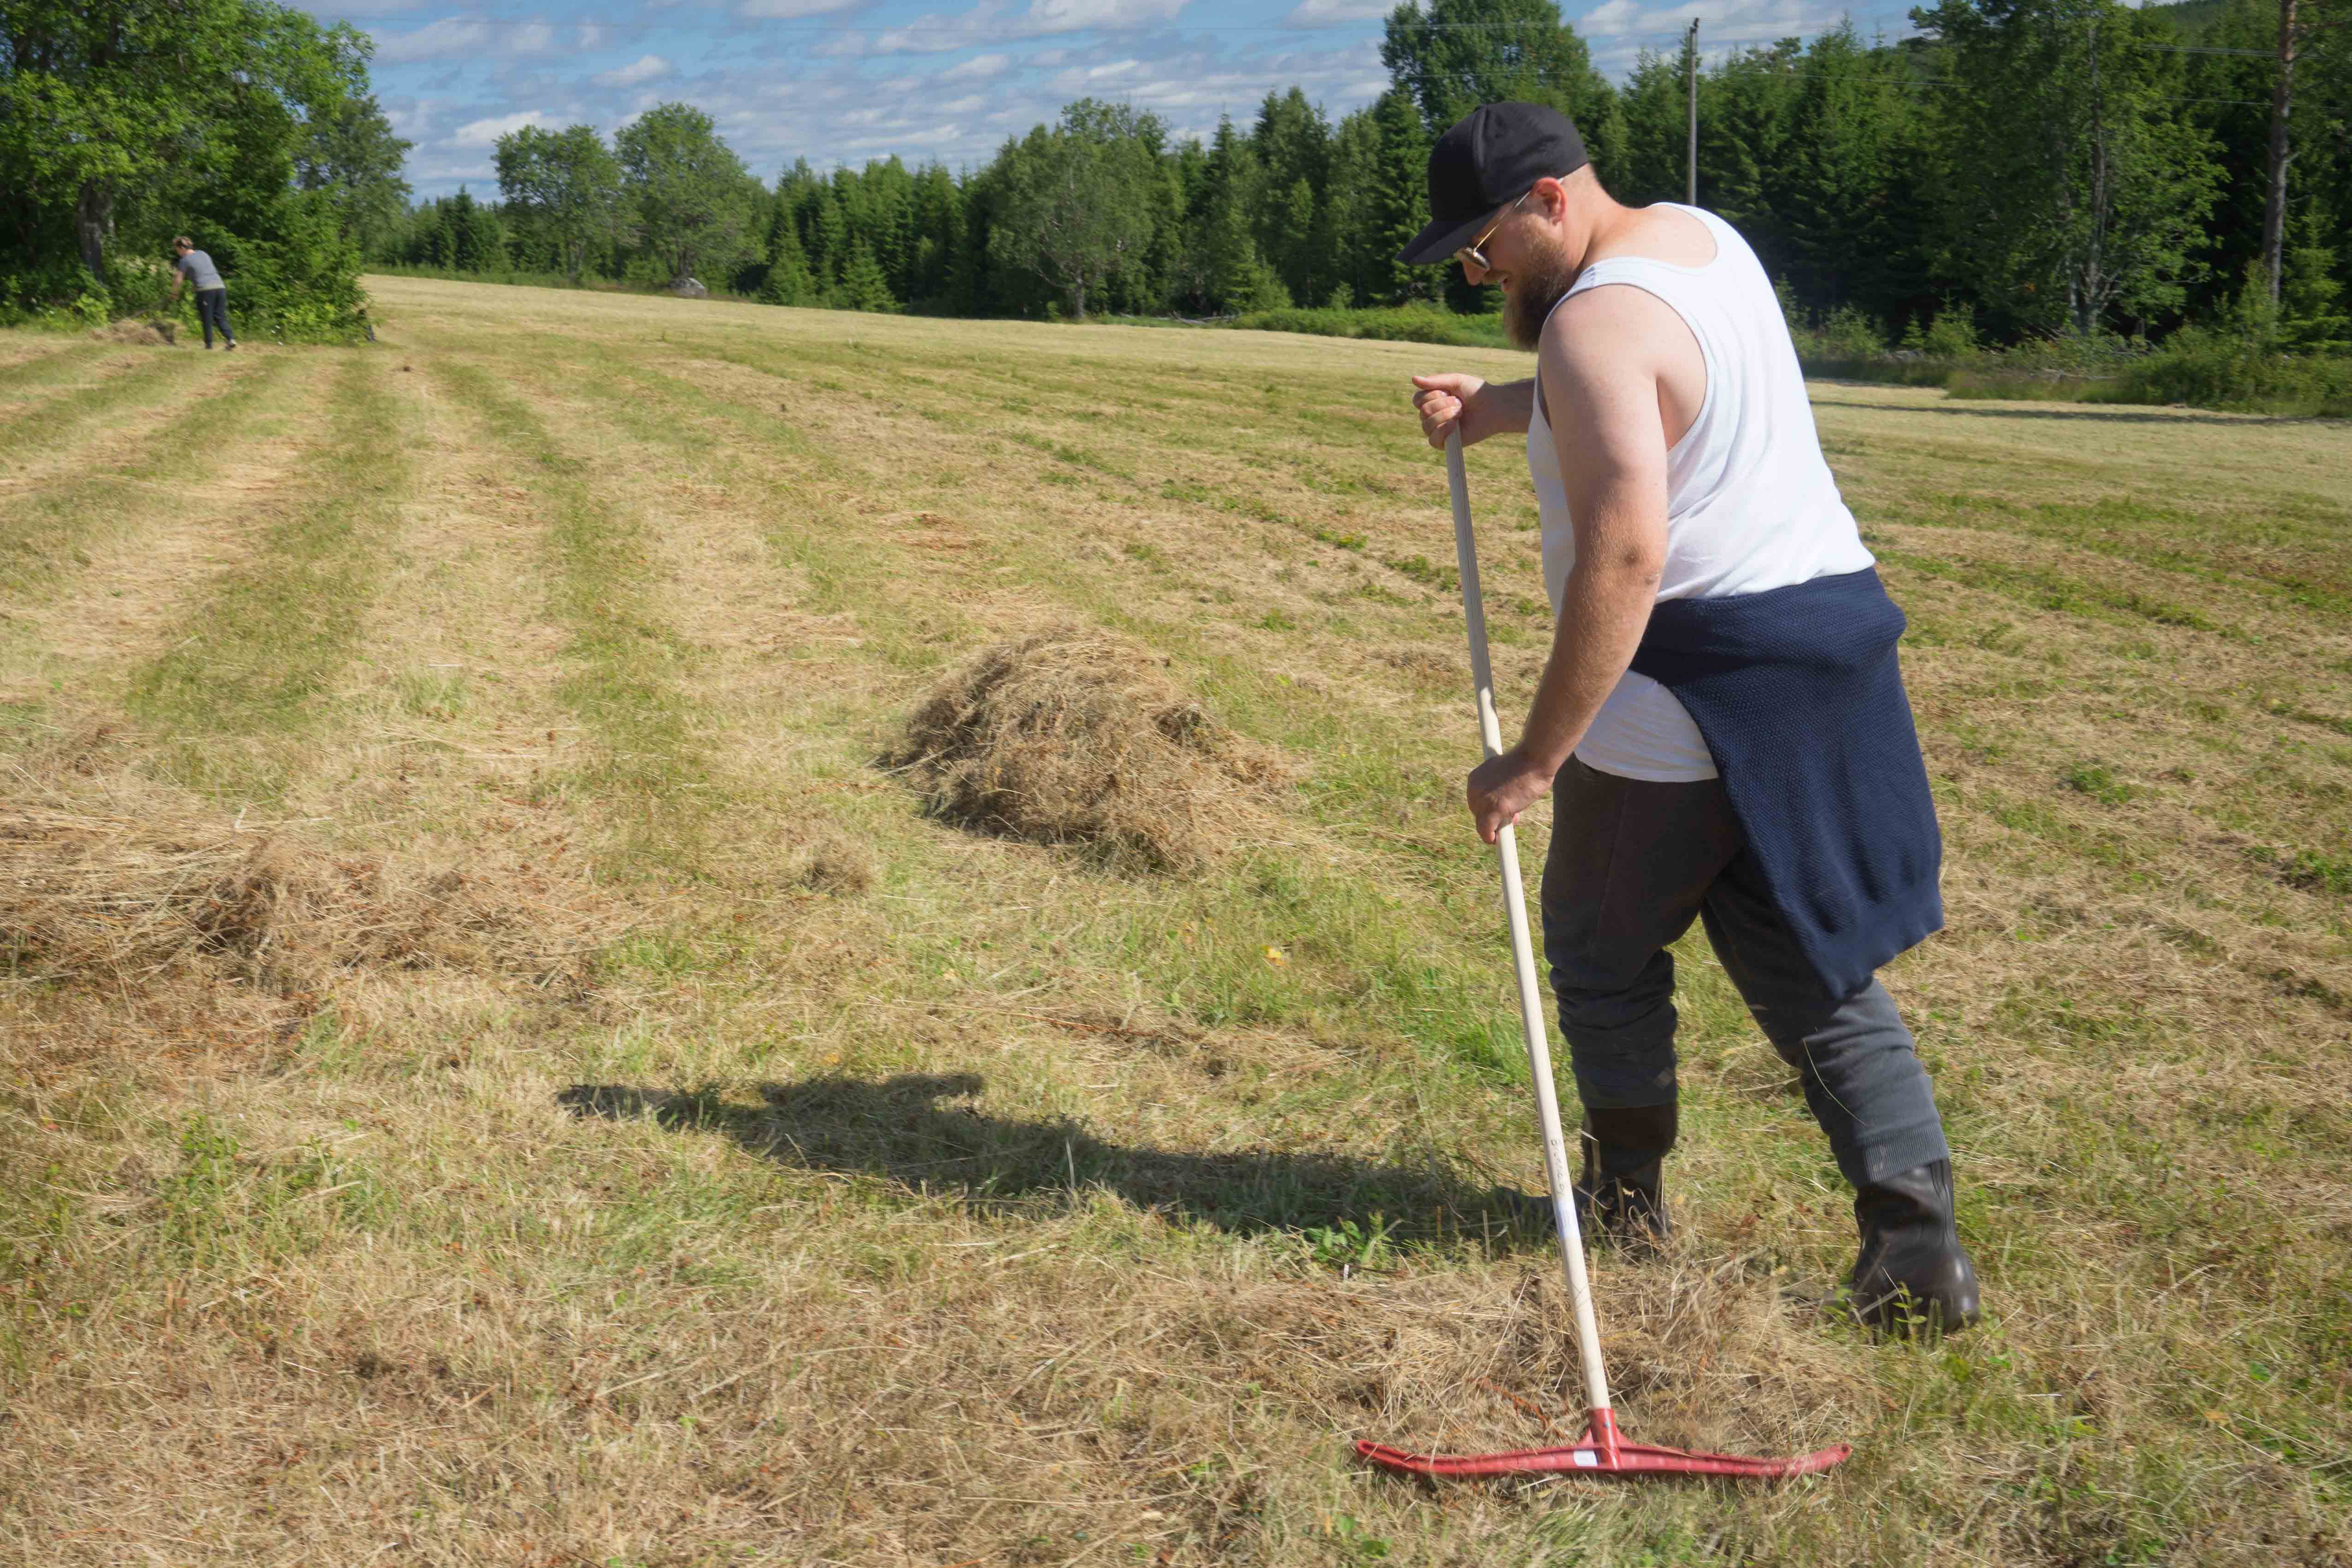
[
  {"xmin": 196, "ymin": 288, "xmax": 234, "ymax": 348},
  {"xmin": 1539, "ymin": 757, "xmax": 1950, "ymax": 1189}
]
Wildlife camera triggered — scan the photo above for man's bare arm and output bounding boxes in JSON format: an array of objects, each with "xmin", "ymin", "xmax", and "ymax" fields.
[
  {"xmin": 1410, "ymin": 375, "xmax": 1535, "ymax": 450},
  {"xmin": 1464, "ymin": 291, "xmax": 1674, "ymax": 842}
]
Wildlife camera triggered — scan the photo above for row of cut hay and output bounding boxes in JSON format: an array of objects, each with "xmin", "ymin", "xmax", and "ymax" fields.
[
  {"xmin": 87, "ymin": 319, "xmax": 180, "ymax": 347},
  {"xmin": 887, "ymin": 628, "xmax": 1293, "ymax": 875},
  {"xmin": 1, "ymin": 774, "xmax": 621, "ymax": 992},
  {"xmin": 4, "ymin": 626, "xmax": 1264, "ymax": 997}
]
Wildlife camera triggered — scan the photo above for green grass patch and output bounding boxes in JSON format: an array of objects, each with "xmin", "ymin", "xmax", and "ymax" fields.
[
  {"xmin": 125, "ymin": 352, "xmax": 407, "ymax": 793},
  {"xmin": 1223, "ymin": 305, "xmax": 1507, "ymax": 350},
  {"xmin": 1876, "ymin": 546, "xmax": 2239, "ymax": 639},
  {"xmin": 430, "ymin": 356, "xmax": 720, "ymax": 877},
  {"xmin": 2059, "ymin": 762, "xmax": 2140, "ymax": 806},
  {"xmin": 0, "ymin": 353, "xmax": 291, "ymax": 602}
]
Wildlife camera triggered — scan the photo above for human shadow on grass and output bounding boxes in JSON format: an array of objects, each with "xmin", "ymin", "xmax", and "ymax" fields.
[{"xmin": 559, "ymin": 1072, "xmax": 1552, "ymax": 1251}]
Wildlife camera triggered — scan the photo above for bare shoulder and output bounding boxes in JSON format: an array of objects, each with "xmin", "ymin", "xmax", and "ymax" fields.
[
  {"xmin": 1593, "ymin": 205, "xmax": 1719, "ymax": 268},
  {"xmin": 1541, "ymin": 287, "xmax": 1682, "ymax": 384}
]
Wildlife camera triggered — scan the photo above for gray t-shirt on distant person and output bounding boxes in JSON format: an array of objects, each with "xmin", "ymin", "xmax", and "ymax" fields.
[{"xmin": 174, "ymin": 251, "xmax": 225, "ymax": 291}]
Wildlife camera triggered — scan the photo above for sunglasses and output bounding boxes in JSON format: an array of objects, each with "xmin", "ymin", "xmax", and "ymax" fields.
[{"xmin": 1455, "ymin": 190, "xmax": 1533, "ymax": 271}]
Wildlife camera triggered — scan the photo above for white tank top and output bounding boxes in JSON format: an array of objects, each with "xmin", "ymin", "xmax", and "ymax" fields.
[{"xmin": 1527, "ymin": 205, "xmax": 1876, "ymax": 783}]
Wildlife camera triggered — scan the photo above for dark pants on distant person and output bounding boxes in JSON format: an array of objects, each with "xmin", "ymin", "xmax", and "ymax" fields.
[
  {"xmin": 1540, "ymin": 757, "xmax": 1951, "ymax": 1190},
  {"xmin": 196, "ymin": 288, "xmax": 234, "ymax": 349}
]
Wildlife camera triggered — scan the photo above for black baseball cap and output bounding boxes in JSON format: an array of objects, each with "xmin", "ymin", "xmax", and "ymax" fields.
[{"xmin": 1396, "ymin": 102, "xmax": 1589, "ymax": 265}]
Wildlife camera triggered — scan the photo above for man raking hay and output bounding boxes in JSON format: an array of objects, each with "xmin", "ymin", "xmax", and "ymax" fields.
[{"xmin": 1357, "ymin": 102, "xmax": 1979, "ymax": 1482}]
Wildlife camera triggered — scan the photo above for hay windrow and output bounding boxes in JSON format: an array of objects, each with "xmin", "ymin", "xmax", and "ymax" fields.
[
  {"xmin": 888, "ymin": 628, "xmax": 1288, "ymax": 874},
  {"xmin": 88, "ymin": 319, "xmax": 179, "ymax": 346},
  {"xmin": 1, "ymin": 781, "xmax": 621, "ymax": 991}
]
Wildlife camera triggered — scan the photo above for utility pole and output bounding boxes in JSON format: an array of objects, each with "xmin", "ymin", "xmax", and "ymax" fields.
[
  {"xmin": 1685, "ymin": 18, "xmax": 1700, "ymax": 206},
  {"xmin": 2262, "ymin": 0, "xmax": 2300, "ymax": 303}
]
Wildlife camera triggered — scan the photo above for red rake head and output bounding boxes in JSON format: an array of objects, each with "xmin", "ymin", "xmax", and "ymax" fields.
[{"xmin": 1356, "ymin": 1407, "xmax": 1852, "ymax": 1482}]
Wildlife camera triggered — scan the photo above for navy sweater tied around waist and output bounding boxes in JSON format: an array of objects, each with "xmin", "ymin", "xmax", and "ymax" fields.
[{"xmin": 1627, "ymin": 566, "xmax": 1942, "ymax": 999}]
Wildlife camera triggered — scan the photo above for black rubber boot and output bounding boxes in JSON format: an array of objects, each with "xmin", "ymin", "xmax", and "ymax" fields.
[
  {"xmin": 1844, "ymin": 1159, "xmax": 1981, "ymax": 1336},
  {"xmin": 1574, "ymin": 1102, "xmax": 1676, "ymax": 1254}
]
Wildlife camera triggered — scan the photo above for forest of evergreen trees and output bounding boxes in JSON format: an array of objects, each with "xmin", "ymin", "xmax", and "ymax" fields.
[{"xmin": 372, "ymin": 0, "xmax": 2352, "ymax": 349}]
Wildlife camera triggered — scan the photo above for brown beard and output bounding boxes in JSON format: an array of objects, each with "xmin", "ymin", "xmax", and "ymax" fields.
[{"xmin": 1503, "ymin": 235, "xmax": 1578, "ymax": 351}]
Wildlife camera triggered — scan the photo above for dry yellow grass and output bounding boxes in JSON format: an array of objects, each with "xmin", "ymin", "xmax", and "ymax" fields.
[
  {"xmin": 0, "ymin": 282, "xmax": 2345, "ymax": 1567},
  {"xmin": 86, "ymin": 318, "xmax": 180, "ymax": 347},
  {"xmin": 889, "ymin": 628, "xmax": 1289, "ymax": 873}
]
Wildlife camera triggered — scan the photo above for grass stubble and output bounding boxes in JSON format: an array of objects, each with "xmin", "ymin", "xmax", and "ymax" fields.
[{"xmin": 0, "ymin": 283, "xmax": 2343, "ymax": 1566}]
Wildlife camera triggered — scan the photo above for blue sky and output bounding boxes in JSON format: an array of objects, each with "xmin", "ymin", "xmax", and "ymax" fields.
[{"xmin": 304, "ymin": 0, "xmax": 1925, "ymax": 201}]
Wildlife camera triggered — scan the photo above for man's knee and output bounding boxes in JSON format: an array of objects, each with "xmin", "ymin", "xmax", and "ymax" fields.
[
  {"xmin": 1753, "ymin": 979, "xmax": 1915, "ymax": 1069},
  {"xmin": 1548, "ymin": 940, "xmax": 1675, "ymax": 1026},
  {"xmin": 1552, "ymin": 949, "xmax": 1681, "ymax": 1107}
]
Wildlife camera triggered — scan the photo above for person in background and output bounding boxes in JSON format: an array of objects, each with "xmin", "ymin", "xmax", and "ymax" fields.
[
  {"xmin": 168, "ymin": 237, "xmax": 237, "ymax": 351},
  {"xmin": 1402, "ymin": 102, "xmax": 1980, "ymax": 1336}
]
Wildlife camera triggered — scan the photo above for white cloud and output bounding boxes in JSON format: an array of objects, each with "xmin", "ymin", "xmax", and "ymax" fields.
[
  {"xmin": 449, "ymin": 109, "xmax": 554, "ymax": 147},
  {"xmin": 736, "ymin": 0, "xmax": 862, "ymax": 16},
  {"xmin": 873, "ymin": 4, "xmax": 1009, "ymax": 53},
  {"xmin": 1572, "ymin": 0, "xmax": 1648, "ymax": 36},
  {"xmin": 375, "ymin": 12, "xmax": 1508, "ymax": 194},
  {"xmin": 871, "ymin": 0, "xmax": 1184, "ymax": 53},
  {"xmin": 376, "ymin": 18, "xmax": 490, "ymax": 64},
  {"xmin": 1281, "ymin": 0, "xmax": 1391, "ymax": 23},
  {"xmin": 1023, "ymin": 0, "xmax": 1188, "ymax": 32},
  {"xmin": 1569, "ymin": 0, "xmax": 1861, "ymax": 46},
  {"xmin": 376, "ymin": 15, "xmax": 565, "ymax": 63},
  {"xmin": 938, "ymin": 50, "xmax": 1014, "ymax": 78},
  {"xmin": 381, "ymin": 98, "xmax": 431, "ymax": 138},
  {"xmin": 594, "ymin": 53, "xmax": 675, "ymax": 87}
]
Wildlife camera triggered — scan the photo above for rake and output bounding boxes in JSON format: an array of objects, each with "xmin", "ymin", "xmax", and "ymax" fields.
[{"xmin": 1352, "ymin": 432, "xmax": 1852, "ymax": 1484}]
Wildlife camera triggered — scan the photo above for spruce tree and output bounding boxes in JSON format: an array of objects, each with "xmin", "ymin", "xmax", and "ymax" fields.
[
  {"xmin": 1612, "ymin": 50, "xmax": 1689, "ymax": 205},
  {"xmin": 910, "ymin": 164, "xmax": 965, "ymax": 306},
  {"xmin": 448, "ymin": 189, "xmax": 481, "ymax": 270},
  {"xmin": 1252, "ymin": 89, "xmax": 1331, "ymax": 301},
  {"xmin": 1365, "ymin": 91, "xmax": 1441, "ymax": 306},
  {"xmin": 836, "ymin": 236, "xmax": 897, "ymax": 312},
  {"xmin": 1321, "ymin": 108, "xmax": 1381, "ymax": 307},
  {"xmin": 809, "ymin": 185, "xmax": 849, "ymax": 284},
  {"xmin": 2281, "ymin": 209, "xmax": 2349, "ymax": 349},
  {"xmin": 1779, "ymin": 25, "xmax": 1918, "ymax": 321},
  {"xmin": 429, "ymin": 198, "xmax": 459, "ymax": 268},
  {"xmin": 759, "ymin": 212, "xmax": 817, "ymax": 305}
]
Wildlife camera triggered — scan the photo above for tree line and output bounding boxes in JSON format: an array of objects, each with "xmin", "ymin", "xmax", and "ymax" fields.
[
  {"xmin": 9, "ymin": 0, "xmax": 2343, "ymax": 349},
  {"xmin": 375, "ymin": 0, "xmax": 2346, "ymax": 346}
]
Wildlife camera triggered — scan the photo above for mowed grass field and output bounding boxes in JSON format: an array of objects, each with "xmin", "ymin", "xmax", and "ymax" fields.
[{"xmin": 1, "ymin": 276, "xmax": 2347, "ymax": 1567}]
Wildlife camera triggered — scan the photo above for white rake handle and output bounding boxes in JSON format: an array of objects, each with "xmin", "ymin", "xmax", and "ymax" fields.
[{"xmin": 1445, "ymin": 429, "xmax": 1613, "ymax": 1419}]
